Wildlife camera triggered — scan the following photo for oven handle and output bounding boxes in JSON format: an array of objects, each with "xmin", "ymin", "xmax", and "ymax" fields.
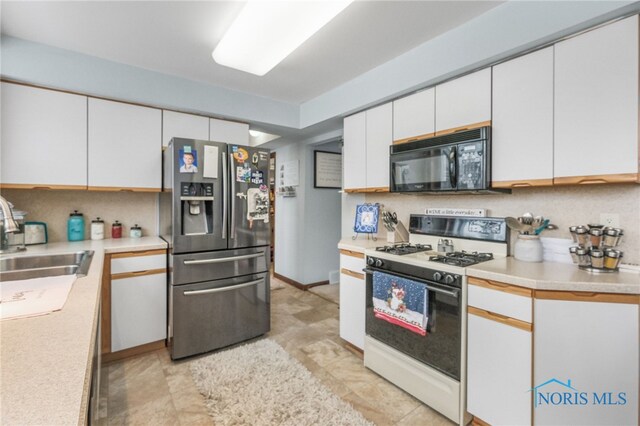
[{"xmin": 363, "ymin": 267, "xmax": 460, "ymax": 298}]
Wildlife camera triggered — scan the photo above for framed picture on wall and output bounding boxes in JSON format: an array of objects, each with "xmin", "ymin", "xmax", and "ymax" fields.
[{"xmin": 314, "ymin": 150, "xmax": 342, "ymax": 189}]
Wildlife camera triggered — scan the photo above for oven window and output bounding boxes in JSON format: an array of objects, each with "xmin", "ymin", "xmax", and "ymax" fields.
[{"xmin": 366, "ymin": 272, "xmax": 461, "ymax": 380}]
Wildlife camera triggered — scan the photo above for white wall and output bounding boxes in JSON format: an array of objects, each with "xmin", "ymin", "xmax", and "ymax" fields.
[{"xmin": 274, "ymin": 139, "xmax": 342, "ymax": 285}]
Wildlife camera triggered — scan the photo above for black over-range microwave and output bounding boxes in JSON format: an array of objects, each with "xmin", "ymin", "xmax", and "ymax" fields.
[{"xmin": 389, "ymin": 126, "xmax": 503, "ymax": 193}]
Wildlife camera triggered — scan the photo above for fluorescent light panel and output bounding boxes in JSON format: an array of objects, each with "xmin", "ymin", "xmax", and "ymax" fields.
[{"xmin": 212, "ymin": 0, "xmax": 352, "ymax": 76}]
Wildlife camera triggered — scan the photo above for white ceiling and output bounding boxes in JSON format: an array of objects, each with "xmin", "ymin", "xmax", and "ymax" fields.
[{"xmin": 0, "ymin": 1, "xmax": 502, "ymax": 105}]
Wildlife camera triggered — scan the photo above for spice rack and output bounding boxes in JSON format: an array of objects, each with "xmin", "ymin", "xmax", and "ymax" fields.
[{"xmin": 569, "ymin": 224, "xmax": 623, "ymax": 273}]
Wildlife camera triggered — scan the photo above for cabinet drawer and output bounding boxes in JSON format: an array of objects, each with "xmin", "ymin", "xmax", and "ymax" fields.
[
  {"xmin": 340, "ymin": 253, "xmax": 365, "ymax": 274},
  {"xmin": 111, "ymin": 252, "xmax": 166, "ymax": 274},
  {"xmin": 111, "ymin": 272, "xmax": 167, "ymax": 352},
  {"xmin": 468, "ymin": 278, "xmax": 532, "ymax": 323}
]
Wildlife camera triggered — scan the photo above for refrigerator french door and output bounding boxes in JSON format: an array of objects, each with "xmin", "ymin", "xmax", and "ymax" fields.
[{"xmin": 161, "ymin": 138, "xmax": 271, "ymax": 360}]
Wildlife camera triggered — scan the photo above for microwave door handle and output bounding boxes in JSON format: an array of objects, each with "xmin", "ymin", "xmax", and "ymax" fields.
[{"xmin": 449, "ymin": 148, "xmax": 457, "ymax": 189}]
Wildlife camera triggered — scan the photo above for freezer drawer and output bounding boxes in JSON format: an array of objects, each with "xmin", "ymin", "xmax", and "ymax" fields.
[
  {"xmin": 171, "ymin": 246, "xmax": 269, "ymax": 285},
  {"xmin": 170, "ymin": 272, "xmax": 270, "ymax": 359}
]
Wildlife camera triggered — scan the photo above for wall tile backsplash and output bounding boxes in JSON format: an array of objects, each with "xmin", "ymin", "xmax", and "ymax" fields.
[
  {"xmin": 361, "ymin": 184, "xmax": 640, "ymax": 265},
  {"xmin": 2, "ymin": 189, "xmax": 158, "ymax": 243}
]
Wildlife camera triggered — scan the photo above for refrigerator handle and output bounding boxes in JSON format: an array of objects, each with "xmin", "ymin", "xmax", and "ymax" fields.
[
  {"xmin": 222, "ymin": 151, "xmax": 227, "ymax": 239},
  {"xmin": 229, "ymin": 153, "xmax": 236, "ymax": 240}
]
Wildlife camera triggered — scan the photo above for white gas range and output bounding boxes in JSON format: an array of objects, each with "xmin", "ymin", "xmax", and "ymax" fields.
[{"xmin": 362, "ymin": 215, "xmax": 509, "ymax": 425}]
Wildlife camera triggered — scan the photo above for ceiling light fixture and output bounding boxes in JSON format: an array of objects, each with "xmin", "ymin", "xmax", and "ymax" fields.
[
  {"xmin": 249, "ymin": 130, "xmax": 260, "ymax": 137},
  {"xmin": 212, "ymin": 0, "xmax": 353, "ymax": 76}
]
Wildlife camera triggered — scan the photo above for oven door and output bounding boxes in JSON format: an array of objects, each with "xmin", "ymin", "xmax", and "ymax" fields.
[
  {"xmin": 364, "ymin": 267, "xmax": 461, "ymax": 380},
  {"xmin": 390, "ymin": 144, "xmax": 456, "ymax": 192}
]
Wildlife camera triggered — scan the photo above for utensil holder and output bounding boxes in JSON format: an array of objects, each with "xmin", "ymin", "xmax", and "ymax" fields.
[
  {"xmin": 514, "ymin": 234, "xmax": 543, "ymax": 262},
  {"xmin": 387, "ymin": 222, "xmax": 409, "ymax": 243}
]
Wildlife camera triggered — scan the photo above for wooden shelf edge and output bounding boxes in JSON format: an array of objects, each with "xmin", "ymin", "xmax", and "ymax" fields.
[
  {"xmin": 88, "ymin": 186, "xmax": 162, "ymax": 193},
  {"xmin": 492, "ymin": 178, "xmax": 554, "ymax": 189},
  {"xmin": 434, "ymin": 120, "xmax": 492, "ymax": 137},
  {"xmin": 393, "ymin": 132, "xmax": 435, "ymax": 145},
  {"xmin": 110, "ymin": 249, "xmax": 167, "ymax": 259},
  {"xmin": 468, "ymin": 306, "xmax": 533, "ymax": 332},
  {"xmin": 0, "ymin": 183, "xmax": 87, "ymax": 190},
  {"xmin": 341, "ymin": 268, "xmax": 365, "ymax": 280},
  {"xmin": 344, "ymin": 187, "xmax": 389, "ymax": 193},
  {"xmin": 535, "ymin": 290, "xmax": 640, "ymax": 305},
  {"xmin": 553, "ymin": 173, "xmax": 639, "ymax": 186},
  {"xmin": 468, "ymin": 276, "xmax": 533, "ymax": 298},
  {"xmin": 111, "ymin": 268, "xmax": 167, "ymax": 280},
  {"xmin": 339, "ymin": 249, "xmax": 365, "ymax": 259}
]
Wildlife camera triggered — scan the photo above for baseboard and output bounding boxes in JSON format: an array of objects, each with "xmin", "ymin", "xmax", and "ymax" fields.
[{"xmin": 273, "ymin": 272, "xmax": 329, "ymax": 290}]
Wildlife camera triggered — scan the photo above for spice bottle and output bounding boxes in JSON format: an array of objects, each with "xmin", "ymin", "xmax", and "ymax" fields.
[
  {"xmin": 91, "ymin": 217, "xmax": 105, "ymax": 240},
  {"xmin": 130, "ymin": 224, "xmax": 142, "ymax": 238},
  {"xmin": 603, "ymin": 228, "xmax": 619, "ymax": 247},
  {"xmin": 67, "ymin": 210, "xmax": 85, "ymax": 242},
  {"xmin": 569, "ymin": 246, "xmax": 579, "ymax": 264},
  {"xmin": 604, "ymin": 249, "xmax": 622, "ymax": 270},
  {"xmin": 111, "ymin": 220, "xmax": 123, "ymax": 239},
  {"xmin": 569, "ymin": 226, "xmax": 578, "ymax": 243},
  {"xmin": 590, "ymin": 249, "xmax": 604, "ymax": 269},
  {"xmin": 575, "ymin": 226, "xmax": 589, "ymax": 246},
  {"xmin": 588, "ymin": 228, "xmax": 603, "ymax": 248},
  {"xmin": 576, "ymin": 247, "xmax": 591, "ymax": 267}
]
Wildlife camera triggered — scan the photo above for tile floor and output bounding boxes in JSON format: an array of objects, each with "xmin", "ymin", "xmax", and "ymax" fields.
[{"xmin": 98, "ymin": 277, "xmax": 453, "ymax": 425}]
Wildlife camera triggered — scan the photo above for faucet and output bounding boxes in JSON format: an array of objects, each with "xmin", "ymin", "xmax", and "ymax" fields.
[{"xmin": 0, "ymin": 195, "xmax": 20, "ymax": 234}]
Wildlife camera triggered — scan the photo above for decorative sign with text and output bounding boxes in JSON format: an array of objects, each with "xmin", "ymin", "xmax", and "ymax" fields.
[{"xmin": 425, "ymin": 208, "xmax": 486, "ymax": 217}]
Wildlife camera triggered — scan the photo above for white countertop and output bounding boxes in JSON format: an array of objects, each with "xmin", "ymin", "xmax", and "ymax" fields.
[
  {"xmin": 338, "ymin": 238, "xmax": 382, "ymax": 253},
  {"xmin": 468, "ymin": 257, "xmax": 640, "ymax": 295},
  {"xmin": 0, "ymin": 237, "xmax": 167, "ymax": 425}
]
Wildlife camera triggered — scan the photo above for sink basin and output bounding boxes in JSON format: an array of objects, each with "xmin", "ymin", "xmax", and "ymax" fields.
[{"xmin": 0, "ymin": 250, "xmax": 94, "ymax": 281}]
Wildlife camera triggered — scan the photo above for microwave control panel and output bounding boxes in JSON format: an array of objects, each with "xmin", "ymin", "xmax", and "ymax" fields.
[{"xmin": 457, "ymin": 141, "xmax": 486, "ymax": 190}]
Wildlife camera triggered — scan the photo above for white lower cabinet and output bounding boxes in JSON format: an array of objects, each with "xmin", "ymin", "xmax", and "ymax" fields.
[
  {"xmin": 534, "ymin": 295, "xmax": 639, "ymax": 425},
  {"xmin": 111, "ymin": 272, "xmax": 167, "ymax": 352},
  {"xmin": 339, "ymin": 251, "xmax": 366, "ymax": 349},
  {"xmin": 467, "ymin": 277, "xmax": 533, "ymax": 425}
]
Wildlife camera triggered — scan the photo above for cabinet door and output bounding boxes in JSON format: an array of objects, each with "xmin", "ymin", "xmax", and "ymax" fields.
[
  {"xmin": 1, "ymin": 83, "xmax": 87, "ymax": 189},
  {"xmin": 534, "ymin": 297, "xmax": 639, "ymax": 425},
  {"xmin": 393, "ymin": 88, "xmax": 435, "ymax": 144},
  {"xmin": 88, "ymin": 98, "xmax": 162, "ymax": 190},
  {"xmin": 343, "ymin": 112, "xmax": 366, "ymax": 190},
  {"xmin": 209, "ymin": 118, "xmax": 249, "ymax": 145},
  {"xmin": 467, "ymin": 312, "xmax": 532, "ymax": 425},
  {"xmin": 365, "ymin": 102, "xmax": 392, "ymax": 189},
  {"xmin": 554, "ymin": 16, "xmax": 639, "ymax": 183},
  {"xmin": 339, "ymin": 271, "xmax": 365, "ymax": 349},
  {"xmin": 492, "ymin": 47, "xmax": 554, "ymax": 187},
  {"xmin": 435, "ymin": 68, "xmax": 492, "ymax": 134},
  {"xmin": 162, "ymin": 110, "xmax": 209, "ymax": 147},
  {"xmin": 111, "ymin": 273, "xmax": 167, "ymax": 352}
]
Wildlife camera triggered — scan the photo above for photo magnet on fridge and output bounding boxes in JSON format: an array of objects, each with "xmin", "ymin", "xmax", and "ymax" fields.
[
  {"xmin": 251, "ymin": 171, "xmax": 264, "ymax": 184},
  {"xmin": 233, "ymin": 147, "xmax": 249, "ymax": 163},
  {"xmin": 179, "ymin": 148, "xmax": 198, "ymax": 173},
  {"xmin": 236, "ymin": 166, "xmax": 251, "ymax": 182},
  {"xmin": 252, "ymin": 153, "xmax": 259, "ymax": 165}
]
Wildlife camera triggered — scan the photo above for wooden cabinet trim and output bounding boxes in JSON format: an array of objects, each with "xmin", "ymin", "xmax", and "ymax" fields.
[
  {"xmin": 88, "ymin": 186, "xmax": 162, "ymax": 193},
  {"xmin": 468, "ymin": 306, "xmax": 533, "ymax": 332},
  {"xmin": 392, "ymin": 132, "xmax": 435, "ymax": 145},
  {"xmin": 434, "ymin": 120, "xmax": 492, "ymax": 137},
  {"xmin": 468, "ymin": 276, "xmax": 533, "ymax": 298},
  {"xmin": 344, "ymin": 187, "xmax": 389, "ymax": 193},
  {"xmin": 110, "ymin": 249, "xmax": 167, "ymax": 259},
  {"xmin": 339, "ymin": 249, "xmax": 365, "ymax": 259},
  {"xmin": 491, "ymin": 178, "xmax": 554, "ymax": 189},
  {"xmin": 111, "ymin": 268, "xmax": 167, "ymax": 280},
  {"xmin": 535, "ymin": 290, "xmax": 640, "ymax": 305},
  {"xmin": 341, "ymin": 268, "xmax": 365, "ymax": 280},
  {"xmin": 102, "ymin": 339, "xmax": 166, "ymax": 363},
  {"xmin": 553, "ymin": 173, "xmax": 639, "ymax": 185},
  {"xmin": 471, "ymin": 415, "xmax": 491, "ymax": 426},
  {"xmin": 0, "ymin": 183, "xmax": 87, "ymax": 191}
]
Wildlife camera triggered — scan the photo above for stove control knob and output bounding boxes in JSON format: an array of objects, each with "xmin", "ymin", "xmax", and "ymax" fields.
[
  {"xmin": 433, "ymin": 272, "xmax": 442, "ymax": 281},
  {"xmin": 444, "ymin": 274, "xmax": 455, "ymax": 284},
  {"xmin": 367, "ymin": 257, "xmax": 375, "ymax": 266},
  {"xmin": 375, "ymin": 259, "xmax": 384, "ymax": 268}
]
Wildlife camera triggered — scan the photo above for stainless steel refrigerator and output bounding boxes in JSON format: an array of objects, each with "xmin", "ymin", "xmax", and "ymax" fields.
[{"xmin": 160, "ymin": 137, "xmax": 271, "ymax": 359}]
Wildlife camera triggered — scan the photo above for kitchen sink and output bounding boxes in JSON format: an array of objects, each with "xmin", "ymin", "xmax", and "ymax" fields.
[{"xmin": 0, "ymin": 250, "xmax": 94, "ymax": 281}]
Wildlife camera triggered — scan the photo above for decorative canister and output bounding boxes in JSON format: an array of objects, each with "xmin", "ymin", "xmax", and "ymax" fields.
[
  {"xmin": 130, "ymin": 224, "xmax": 142, "ymax": 238},
  {"xmin": 67, "ymin": 210, "xmax": 85, "ymax": 241},
  {"xmin": 91, "ymin": 217, "xmax": 104, "ymax": 240},
  {"xmin": 514, "ymin": 234, "xmax": 543, "ymax": 262},
  {"xmin": 111, "ymin": 220, "xmax": 123, "ymax": 239}
]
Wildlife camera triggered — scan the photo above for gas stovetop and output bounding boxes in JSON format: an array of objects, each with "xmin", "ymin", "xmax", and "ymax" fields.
[
  {"xmin": 429, "ymin": 251, "xmax": 494, "ymax": 267},
  {"xmin": 375, "ymin": 243, "xmax": 432, "ymax": 256}
]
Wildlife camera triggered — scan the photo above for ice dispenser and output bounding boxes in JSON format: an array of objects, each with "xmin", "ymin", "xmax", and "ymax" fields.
[{"xmin": 180, "ymin": 182, "xmax": 214, "ymax": 235}]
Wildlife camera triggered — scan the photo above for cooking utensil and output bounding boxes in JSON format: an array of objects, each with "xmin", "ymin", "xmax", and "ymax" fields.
[
  {"xmin": 532, "ymin": 215, "xmax": 544, "ymax": 229},
  {"xmin": 389, "ymin": 212, "xmax": 398, "ymax": 224},
  {"xmin": 534, "ymin": 219, "xmax": 550, "ymax": 235},
  {"xmin": 521, "ymin": 212, "xmax": 534, "ymax": 225}
]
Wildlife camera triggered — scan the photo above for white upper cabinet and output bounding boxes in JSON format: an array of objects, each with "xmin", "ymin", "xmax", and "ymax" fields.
[
  {"xmin": 88, "ymin": 98, "xmax": 162, "ymax": 191},
  {"xmin": 435, "ymin": 68, "xmax": 492, "ymax": 134},
  {"xmin": 162, "ymin": 110, "xmax": 209, "ymax": 147},
  {"xmin": 209, "ymin": 118, "xmax": 249, "ymax": 145},
  {"xmin": 365, "ymin": 102, "xmax": 392, "ymax": 189},
  {"xmin": 1, "ymin": 82, "xmax": 88, "ymax": 188},
  {"xmin": 392, "ymin": 88, "xmax": 435, "ymax": 144},
  {"xmin": 492, "ymin": 47, "xmax": 554, "ymax": 187},
  {"xmin": 554, "ymin": 16, "xmax": 639, "ymax": 184},
  {"xmin": 343, "ymin": 111, "xmax": 367, "ymax": 191}
]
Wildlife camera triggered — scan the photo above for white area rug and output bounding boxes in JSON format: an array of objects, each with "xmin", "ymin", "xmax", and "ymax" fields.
[{"xmin": 190, "ymin": 339, "xmax": 372, "ymax": 426}]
